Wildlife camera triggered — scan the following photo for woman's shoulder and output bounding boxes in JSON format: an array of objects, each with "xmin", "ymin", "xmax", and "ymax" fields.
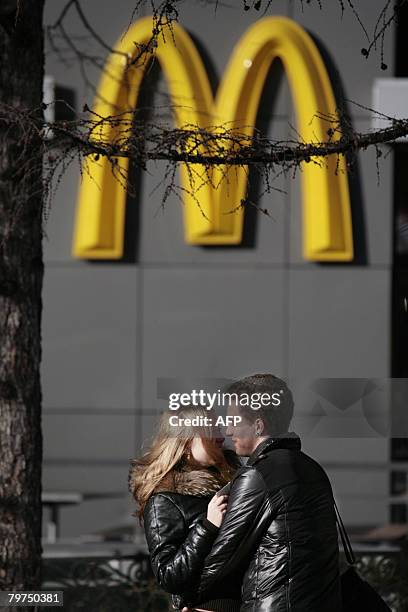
[
  {"xmin": 145, "ymin": 489, "xmax": 179, "ymax": 509},
  {"xmin": 144, "ymin": 486, "xmax": 208, "ymax": 522},
  {"xmin": 144, "ymin": 473, "xmax": 182, "ymax": 511},
  {"xmin": 143, "ymin": 489, "xmax": 182, "ymax": 521},
  {"xmin": 144, "ymin": 473, "xmax": 204, "ymax": 516},
  {"xmin": 143, "ymin": 491, "xmax": 187, "ymax": 534}
]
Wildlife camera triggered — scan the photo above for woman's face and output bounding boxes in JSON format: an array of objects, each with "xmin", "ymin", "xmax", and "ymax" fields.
[{"xmin": 189, "ymin": 432, "xmax": 224, "ymax": 466}]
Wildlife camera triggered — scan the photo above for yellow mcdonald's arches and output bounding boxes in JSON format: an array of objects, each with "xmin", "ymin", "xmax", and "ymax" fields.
[{"xmin": 72, "ymin": 16, "xmax": 353, "ymax": 261}]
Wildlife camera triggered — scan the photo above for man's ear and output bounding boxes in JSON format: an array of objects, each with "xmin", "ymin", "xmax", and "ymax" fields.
[{"xmin": 254, "ymin": 418, "xmax": 265, "ymax": 436}]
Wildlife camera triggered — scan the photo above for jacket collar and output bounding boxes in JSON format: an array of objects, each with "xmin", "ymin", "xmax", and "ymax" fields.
[
  {"xmin": 151, "ymin": 448, "xmax": 241, "ymax": 496},
  {"xmin": 153, "ymin": 467, "xmax": 225, "ymax": 496},
  {"xmin": 247, "ymin": 432, "xmax": 301, "ymax": 466}
]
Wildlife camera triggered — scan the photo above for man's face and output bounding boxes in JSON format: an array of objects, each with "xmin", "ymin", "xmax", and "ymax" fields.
[{"xmin": 226, "ymin": 402, "xmax": 259, "ymax": 456}]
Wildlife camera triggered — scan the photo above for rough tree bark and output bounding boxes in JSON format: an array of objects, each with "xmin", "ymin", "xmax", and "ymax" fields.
[{"xmin": 0, "ymin": 0, "xmax": 44, "ymax": 596}]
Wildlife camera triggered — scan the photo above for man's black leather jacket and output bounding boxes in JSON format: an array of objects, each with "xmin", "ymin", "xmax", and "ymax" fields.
[{"xmin": 184, "ymin": 434, "xmax": 342, "ymax": 612}]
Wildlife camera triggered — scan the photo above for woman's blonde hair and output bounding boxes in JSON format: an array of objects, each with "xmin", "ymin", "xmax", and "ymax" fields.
[{"xmin": 129, "ymin": 405, "xmax": 234, "ymax": 519}]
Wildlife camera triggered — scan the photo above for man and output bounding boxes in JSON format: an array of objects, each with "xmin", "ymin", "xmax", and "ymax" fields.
[{"xmin": 183, "ymin": 373, "xmax": 342, "ymax": 612}]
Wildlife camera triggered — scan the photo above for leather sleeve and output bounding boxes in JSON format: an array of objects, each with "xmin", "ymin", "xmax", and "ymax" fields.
[
  {"xmin": 188, "ymin": 467, "xmax": 269, "ymax": 604},
  {"xmin": 143, "ymin": 493, "xmax": 219, "ymax": 594}
]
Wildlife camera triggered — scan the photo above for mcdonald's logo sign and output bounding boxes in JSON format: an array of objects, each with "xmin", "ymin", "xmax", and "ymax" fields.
[{"xmin": 72, "ymin": 16, "xmax": 353, "ymax": 262}]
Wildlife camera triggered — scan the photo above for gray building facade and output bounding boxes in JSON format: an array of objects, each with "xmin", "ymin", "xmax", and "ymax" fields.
[{"xmin": 42, "ymin": 0, "xmax": 396, "ymax": 538}]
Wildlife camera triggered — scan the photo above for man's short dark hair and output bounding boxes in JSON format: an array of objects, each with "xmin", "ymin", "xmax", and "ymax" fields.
[{"xmin": 227, "ymin": 373, "xmax": 294, "ymax": 435}]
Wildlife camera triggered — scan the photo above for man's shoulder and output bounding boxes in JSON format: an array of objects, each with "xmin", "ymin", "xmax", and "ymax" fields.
[
  {"xmin": 231, "ymin": 464, "xmax": 267, "ymax": 492},
  {"xmin": 253, "ymin": 448, "xmax": 333, "ymax": 492},
  {"xmin": 298, "ymin": 449, "xmax": 332, "ymax": 480}
]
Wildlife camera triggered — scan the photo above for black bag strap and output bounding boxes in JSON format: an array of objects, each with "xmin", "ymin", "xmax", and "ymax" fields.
[{"xmin": 333, "ymin": 498, "xmax": 356, "ymax": 566}]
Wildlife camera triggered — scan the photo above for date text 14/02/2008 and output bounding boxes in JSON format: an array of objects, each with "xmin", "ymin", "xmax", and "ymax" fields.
[{"xmin": 168, "ymin": 415, "xmax": 242, "ymax": 428}]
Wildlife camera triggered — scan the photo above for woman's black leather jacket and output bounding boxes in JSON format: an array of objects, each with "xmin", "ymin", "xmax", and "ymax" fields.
[{"xmin": 143, "ymin": 454, "xmax": 241, "ymax": 611}]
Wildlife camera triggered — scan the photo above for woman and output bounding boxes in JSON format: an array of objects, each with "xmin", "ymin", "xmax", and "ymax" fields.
[{"xmin": 129, "ymin": 405, "xmax": 242, "ymax": 612}]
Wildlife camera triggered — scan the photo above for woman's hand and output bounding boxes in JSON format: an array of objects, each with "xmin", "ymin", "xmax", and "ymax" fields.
[{"xmin": 206, "ymin": 493, "xmax": 228, "ymax": 527}]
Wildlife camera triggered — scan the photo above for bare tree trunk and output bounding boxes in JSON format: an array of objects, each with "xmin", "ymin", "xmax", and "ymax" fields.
[{"xmin": 0, "ymin": 0, "xmax": 44, "ymax": 595}]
